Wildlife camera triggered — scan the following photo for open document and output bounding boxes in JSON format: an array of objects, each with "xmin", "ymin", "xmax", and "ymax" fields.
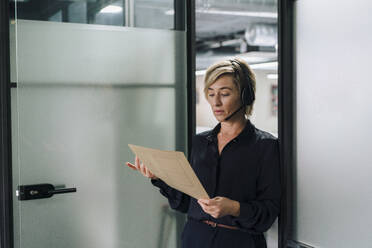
[{"xmin": 128, "ymin": 144, "xmax": 210, "ymax": 199}]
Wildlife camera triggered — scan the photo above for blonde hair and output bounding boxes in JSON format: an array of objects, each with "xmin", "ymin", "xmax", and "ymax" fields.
[{"xmin": 203, "ymin": 58, "xmax": 256, "ymax": 117}]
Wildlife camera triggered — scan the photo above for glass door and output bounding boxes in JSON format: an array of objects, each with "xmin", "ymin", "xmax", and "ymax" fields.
[{"xmin": 9, "ymin": 1, "xmax": 188, "ymax": 247}]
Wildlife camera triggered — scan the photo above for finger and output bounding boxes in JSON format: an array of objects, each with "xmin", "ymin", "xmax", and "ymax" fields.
[
  {"xmin": 205, "ymin": 200, "xmax": 216, "ymax": 206},
  {"xmin": 144, "ymin": 166, "xmax": 151, "ymax": 178},
  {"xmin": 197, "ymin": 200, "xmax": 207, "ymax": 209},
  {"xmin": 207, "ymin": 206, "xmax": 216, "ymax": 212},
  {"xmin": 135, "ymin": 156, "xmax": 140, "ymax": 169},
  {"xmin": 147, "ymin": 170, "xmax": 154, "ymax": 177},
  {"xmin": 140, "ymin": 163, "xmax": 147, "ymax": 176},
  {"xmin": 198, "ymin": 203, "xmax": 210, "ymax": 214},
  {"xmin": 139, "ymin": 164, "xmax": 145, "ymax": 175},
  {"xmin": 143, "ymin": 166, "xmax": 149, "ymax": 177},
  {"xmin": 198, "ymin": 199, "xmax": 210, "ymax": 205},
  {"xmin": 147, "ymin": 169, "xmax": 156, "ymax": 179},
  {"xmin": 126, "ymin": 162, "xmax": 138, "ymax": 170},
  {"xmin": 198, "ymin": 202, "xmax": 212, "ymax": 212},
  {"xmin": 200, "ymin": 201, "xmax": 214, "ymax": 210}
]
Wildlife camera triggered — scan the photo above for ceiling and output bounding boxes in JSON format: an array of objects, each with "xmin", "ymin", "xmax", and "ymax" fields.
[{"xmin": 195, "ymin": 0, "xmax": 278, "ymax": 70}]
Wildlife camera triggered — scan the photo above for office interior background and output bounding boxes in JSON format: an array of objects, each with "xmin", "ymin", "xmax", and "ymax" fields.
[{"xmin": 1, "ymin": 0, "xmax": 371, "ymax": 248}]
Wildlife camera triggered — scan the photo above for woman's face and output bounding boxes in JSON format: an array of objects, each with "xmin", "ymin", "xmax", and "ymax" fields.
[{"xmin": 206, "ymin": 74, "xmax": 242, "ymax": 122}]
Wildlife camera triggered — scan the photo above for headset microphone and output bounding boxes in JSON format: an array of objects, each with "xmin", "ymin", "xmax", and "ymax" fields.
[{"xmin": 224, "ymin": 105, "xmax": 244, "ymax": 121}]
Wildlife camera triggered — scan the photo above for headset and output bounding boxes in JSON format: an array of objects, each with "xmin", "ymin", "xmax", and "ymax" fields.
[
  {"xmin": 224, "ymin": 59, "xmax": 255, "ymax": 121},
  {"xmin": 230, "ymin": 59, "xmax": 255, "ymax": 106}
]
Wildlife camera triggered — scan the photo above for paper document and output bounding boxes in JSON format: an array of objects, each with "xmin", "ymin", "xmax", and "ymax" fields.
[{"xmin": 128, "ymin": 144, "xmax": 210, "ymax": 199}]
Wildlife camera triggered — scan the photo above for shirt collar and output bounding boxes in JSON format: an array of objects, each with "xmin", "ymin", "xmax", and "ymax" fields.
[{"xmin": 206, "ymin": 119, "xmax": 255, "ymax": 143}]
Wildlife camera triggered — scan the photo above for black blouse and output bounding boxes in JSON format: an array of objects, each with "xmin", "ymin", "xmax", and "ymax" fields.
[{"xmin": 152, "ymin": 120, "xmax": 281, "ymax": 234}]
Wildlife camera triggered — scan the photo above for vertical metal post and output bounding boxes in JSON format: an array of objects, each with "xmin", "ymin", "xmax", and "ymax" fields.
[
  {"xmin": 186, "ymin": 0, "xmax": 196, "ymax": 154},
  {"xmin": 174, "ymin": 0, "xmax": 187, "ymax": 155},
  {"xmin": 125, "ymin": 0, "xmax": 134, "ymax": 27},
  {"xmin": 174, "ymin": 0, "xmax": 195, "ymax": 247},
  {"xmin": 124, "ymin": 0, "xmax": 129, "ymax": 26},
  {"xmin": 174, "ymin": 0, "xmax": 185, "ymax": 31},
  {"xmin": 278, "ymin": 0, "xmax": 296, "ymax": 247},
  {"xmin": 0, "ymin": 0, "xmax": 14, "ymax": 247}
]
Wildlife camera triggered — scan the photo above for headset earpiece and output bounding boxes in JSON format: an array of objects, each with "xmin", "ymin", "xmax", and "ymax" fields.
[
  {"xmin": 241, "ymin": 88, "xmax": 252, "ymax": 106},
  {"xmin": 230, "ymin": 59, "xmax": 255, "ymax": 106}
]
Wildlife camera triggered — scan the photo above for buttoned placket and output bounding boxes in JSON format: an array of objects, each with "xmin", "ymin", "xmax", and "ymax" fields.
[
  {"xmin": 205, "ymin": 134, "xmax": 240, "ymax": 246},
  {"xmin": 212, "ymin": 138, "xmax": 239, "ymax": 196},
  {"xmin": 207, "ymin": 131, "xmax": 240, "ymax": 196}
]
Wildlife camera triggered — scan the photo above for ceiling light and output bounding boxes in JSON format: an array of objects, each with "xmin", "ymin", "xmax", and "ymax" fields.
[
  {"xmin": 195, "ymin": 70, "xmax": 206, "ymax": 76},
  {"xmin": 196, "ymin": 9, "xmax": 277, "ymax": 19},
  {"xmin": 196, "ymin": 63, "xmax": 278, "ymax": 76},
  {"xmin": 165, "ymin": 9, "xmax": 175, "ymax": 15},
  {"xmin": 100, "ymin": 5, "xmax": 122, "ymax": 13},
  {"xmin": 267, "ymin": 74, "xmax": 278, "ymax": 79},
  {"xmin": 250, "ymin": 62, "xmax": 278, "ymax": 70}
]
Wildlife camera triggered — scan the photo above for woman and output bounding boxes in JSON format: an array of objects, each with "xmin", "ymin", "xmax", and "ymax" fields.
[{"xmin": 126, "ymin": 58, "xmax": 280, "ymax": 248}]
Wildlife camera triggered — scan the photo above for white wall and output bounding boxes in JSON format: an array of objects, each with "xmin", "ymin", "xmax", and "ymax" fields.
[{"xmin": 295, "ymin": 0, "xmax": 372, "ymax": 247}]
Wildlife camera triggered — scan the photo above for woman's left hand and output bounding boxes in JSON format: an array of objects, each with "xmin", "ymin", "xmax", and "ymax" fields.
[{"xmin": 197, "ymin": 197, "xmax": 240, "ymax": 219}]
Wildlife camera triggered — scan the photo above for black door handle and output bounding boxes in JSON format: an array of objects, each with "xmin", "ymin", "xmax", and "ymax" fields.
[{"xmin": 17, "ymin": 183, "xmax": 77, "ymax": 201}]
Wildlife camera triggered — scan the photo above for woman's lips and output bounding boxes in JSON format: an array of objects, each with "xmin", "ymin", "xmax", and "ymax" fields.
[{"xmin": 214, "ymin": 110, "xmax": 224, "ymax": 115}]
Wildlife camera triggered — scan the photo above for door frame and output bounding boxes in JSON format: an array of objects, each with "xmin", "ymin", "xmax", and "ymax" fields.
[
  {"xmin": 0, "ymin": 1, "xmax": 195, "ymax": 248},
  {"xmin": 0, "ymin": 0, "xmax": 296, "ymax": 247},
  {"xmin": 278, "ymin": 0, "xmax": 296, "ymax": 247},
  {"xmin": 0, "ymin": 0, "xmax": 14, "ymax": 247}
]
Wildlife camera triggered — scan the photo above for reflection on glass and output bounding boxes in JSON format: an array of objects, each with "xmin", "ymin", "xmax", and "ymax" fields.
[
  {"xmin": 9, "ymin": 0, "xmax": 177, "ymax": 30},
  {"xmin": 9, "ymin": 0, "xmax": 125, "ymax": 26},
  {"xmin": 195, "ymin": 0, "xmax": 278, "ymax": 137},
  {"xmin": 134, "ymin": 0, "xmax": 174, "ymax": 29},
  {"xmin": 94, "ymin": 0, "xmax": 124, "ymax": 26}
]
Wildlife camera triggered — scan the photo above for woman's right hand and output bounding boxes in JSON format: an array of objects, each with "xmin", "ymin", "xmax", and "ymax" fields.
[{"xmin": 125, "ymin": 156, "xmax": 158, "ymax": 180}]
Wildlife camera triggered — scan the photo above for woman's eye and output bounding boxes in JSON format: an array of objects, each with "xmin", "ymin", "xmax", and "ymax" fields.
[
  {"xmin": 221, "ymin": 94, "xmax": 230, "ymax": 97},
  {"xmin": 208, "ymin": 94, "xmax": 215, "ymax": 97}
]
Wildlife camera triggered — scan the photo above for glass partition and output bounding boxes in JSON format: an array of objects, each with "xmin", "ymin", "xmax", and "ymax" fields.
[{"xmin": 10, "ymin": 4, "xmax": 187, "ymax": 248}]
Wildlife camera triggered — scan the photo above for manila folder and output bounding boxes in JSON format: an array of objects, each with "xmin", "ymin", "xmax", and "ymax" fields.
[{"xmin": 128, "ymin": 144, "xmax": 209, "ymax": 200}]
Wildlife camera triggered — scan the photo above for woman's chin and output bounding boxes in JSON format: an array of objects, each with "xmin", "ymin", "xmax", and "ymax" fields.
[{"xmin": 214, "ymin": 115, "xmax": 226, "ymax": 122}]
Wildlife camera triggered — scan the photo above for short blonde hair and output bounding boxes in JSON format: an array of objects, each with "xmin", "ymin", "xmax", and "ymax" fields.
[{"xmin": 203, "ymin": 58, "xmax": 256, "ymax": 117}]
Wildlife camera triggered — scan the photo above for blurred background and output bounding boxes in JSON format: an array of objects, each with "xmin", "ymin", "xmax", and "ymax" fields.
[{"xmin": 194, "ymin": 0, "xmax": 278, "ymax": 136}]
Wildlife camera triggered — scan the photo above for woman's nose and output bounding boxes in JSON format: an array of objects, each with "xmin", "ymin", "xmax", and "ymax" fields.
[{"xmin": 213, "ymin": 95, "xmax": 222, "ymax": 106}]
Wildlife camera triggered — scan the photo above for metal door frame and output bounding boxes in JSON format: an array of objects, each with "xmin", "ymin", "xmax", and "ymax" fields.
[
  {"xmin": 0, "ymin": 1, "xmax": 195, "ymax": 248},
  {"xmin": 278, "ymin": 0, "xmax": 296, "ymax": 247},
  {"xmin": 0, "ymin": 0, "xmax": 14, "ymax": 247}
]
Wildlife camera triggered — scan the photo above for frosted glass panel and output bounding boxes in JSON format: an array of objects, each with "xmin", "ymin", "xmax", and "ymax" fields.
[
  {"xmin": 14, "ymin": 21, "xmax": 182, "ymax": 85},
  {"xmin": 12, "ymin": 20, "xmax": 187, "ymax": 248},
  {"xmin": 295, "ymin": 1, "xmax": 372, "ymax": 247}
]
